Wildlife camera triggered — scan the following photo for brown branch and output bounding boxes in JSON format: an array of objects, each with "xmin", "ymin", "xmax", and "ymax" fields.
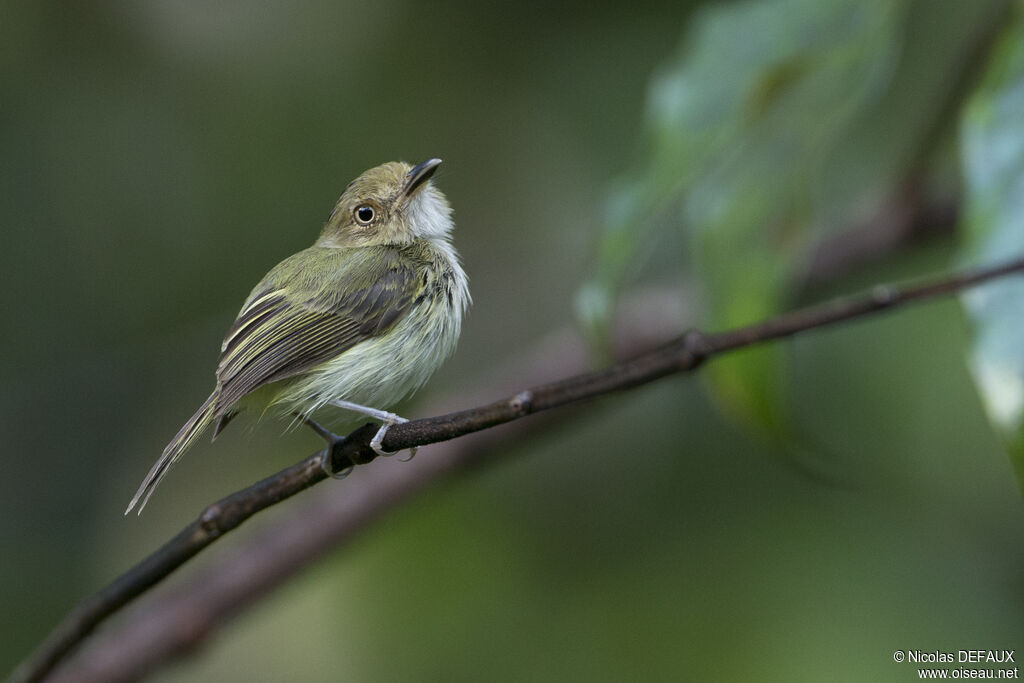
[
  {"xmin": 16, "ymin": 255, "xmax": 1024, "ymax": 683},
  {"xmin": 11, "ymin": 287, "xmax": 688, "ymax": 683}
]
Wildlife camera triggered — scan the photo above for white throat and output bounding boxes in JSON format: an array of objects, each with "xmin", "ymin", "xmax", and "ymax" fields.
[{"xmin": 407, "ymin": 185, "xmax": 454, "ymax": 240}]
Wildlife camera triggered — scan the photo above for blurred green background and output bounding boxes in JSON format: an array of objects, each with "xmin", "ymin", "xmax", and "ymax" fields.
[{"xmin": 3, "ymin": 0, "xmax": 1023, "ymax": 681}]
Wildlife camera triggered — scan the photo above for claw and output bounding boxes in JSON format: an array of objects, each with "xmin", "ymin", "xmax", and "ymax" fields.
[{"xmin": 324, "ymin": 458, "xmax": 354, "ymax": 479}]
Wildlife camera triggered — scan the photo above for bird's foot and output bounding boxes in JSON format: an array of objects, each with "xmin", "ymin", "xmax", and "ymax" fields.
[
  {"xmin": 370, "ymin": 416, "xmax": 418, "ymax": 461},
  {"xmin": 328, "ymin": 399, "xmax": 418, "ymax": 461},
  {"xmin": 296, "ymin": 413, "xmax": 353, "ymax": 479}
]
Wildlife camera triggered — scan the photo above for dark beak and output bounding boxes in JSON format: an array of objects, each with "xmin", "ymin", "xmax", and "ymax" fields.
[{"xmin": 403, "ymin": 158, "xmax": 443, "ymax": 198}]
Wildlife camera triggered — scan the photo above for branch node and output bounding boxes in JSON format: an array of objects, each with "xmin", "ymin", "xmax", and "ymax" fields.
[
  {"xmin": 872, "ymin": 284, "xmax": 896, "ymax": 306},
  {"xmin": 681, "ymin": 329, "xmax": 711, "ymax": 367},
  {"xmin": 199, "ymin": 505, "xmax": 223, "ymax": 535},
  {"xmin": 509, "ymin": 391, "xmax": 534, "ymax": 416}
]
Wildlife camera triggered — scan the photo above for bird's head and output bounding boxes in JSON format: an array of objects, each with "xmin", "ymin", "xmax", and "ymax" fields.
[{"xmin": 318, "ymin": 158, "xmax": 452, "ymax": 248}]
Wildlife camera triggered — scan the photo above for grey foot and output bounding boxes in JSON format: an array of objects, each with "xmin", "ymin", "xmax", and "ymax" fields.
[
  {"xmin": 370, "ymin": 418, "xmax": 418, "ymax": 461},
  {"xmin": 330, "ymin": 399, "xmax": 418, "ymax": 460}
]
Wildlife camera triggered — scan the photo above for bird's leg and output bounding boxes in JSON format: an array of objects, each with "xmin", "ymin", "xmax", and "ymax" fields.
[
  {"xmin": 328, "ymin": 399, "xmax": 418, "ymax": 461},
  {"xmin": 294, "ymin": 413, "xmax": 353, "ymax": 479}
]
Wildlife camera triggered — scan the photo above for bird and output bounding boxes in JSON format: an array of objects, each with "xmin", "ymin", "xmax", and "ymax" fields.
[{"xmin": 126, "ymin": 158, "xmax": 469, "ymax": 514}]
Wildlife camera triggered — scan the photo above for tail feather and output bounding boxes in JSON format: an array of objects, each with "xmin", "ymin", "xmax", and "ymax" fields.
[{"xmin": 125, "ymin": 391, "xmax": 219, "ymax": 515}]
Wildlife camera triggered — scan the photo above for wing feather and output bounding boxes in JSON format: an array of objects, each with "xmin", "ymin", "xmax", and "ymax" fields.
[{"xmin": 214, "ymin": 249, "xmax": 419, "ymax": 410}]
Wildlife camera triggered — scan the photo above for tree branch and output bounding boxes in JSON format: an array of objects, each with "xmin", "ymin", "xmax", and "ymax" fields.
[
  {"xmin": 16, "ymin": 255, "xmax": 1024, "ymax": 683},
  {"xmin": 11, "ymin": 287, "xmax": 688, "ymax": 683}
]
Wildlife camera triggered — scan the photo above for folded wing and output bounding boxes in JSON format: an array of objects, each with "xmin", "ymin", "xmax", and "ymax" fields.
[{"xmin": 216, "ymin": 248, "xmax": 420, "ymax": 409}]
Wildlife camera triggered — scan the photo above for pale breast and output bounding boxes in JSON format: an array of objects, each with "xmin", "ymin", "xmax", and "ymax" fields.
[{"xmin": 276, "ymin": 237, "xmax": 469, "ymax": 415}]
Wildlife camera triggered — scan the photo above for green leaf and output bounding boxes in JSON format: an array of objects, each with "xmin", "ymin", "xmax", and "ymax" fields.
[
  {"xmin": 582, "ymin": 0, "xmax": 1010, "ymax": 438},
  {"xmin": 581, "ymin": 0, "xmax": 905, "ymax": 433},
  {"xmin": 959, "ymin": 18, "xmax": 1024, "ymax": 486}
]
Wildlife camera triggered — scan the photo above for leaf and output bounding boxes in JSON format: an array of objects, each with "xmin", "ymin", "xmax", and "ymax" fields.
[
  {"xmin": 959, "ymin": 18, "xmax": 1024, "ymax": 486},
  {"xmin": 581, "ymin": 0, "xmax": 1011, "ymax": 439},
  {"xmin": 580, "ymin": 0, "xmax": 905, "ymax": 434}
]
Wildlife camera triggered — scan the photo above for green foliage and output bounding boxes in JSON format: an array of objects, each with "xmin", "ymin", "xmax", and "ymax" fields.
[
  {"xmin": 959, "ymin": 17, "xmax": 1024, "ymax": 487},
  {"xmin": 662, "ymin": 0, "xmax": 904, "ymax": 435},
  {"xmin": 580, "ymin": 0, "xmax": 906, "ymax": 434},
  {"xmin": 582, "ymin": 0, "xmax": 1011, "ymax": 439},
  {"xmin": 8, "ymin": 3, "xmax": 1024, "ymax": 681}
]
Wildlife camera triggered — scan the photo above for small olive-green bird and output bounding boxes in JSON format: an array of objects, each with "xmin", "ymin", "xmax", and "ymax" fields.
[{"xmin": 126, "ymin": 158, "xmax": 469, "ymax": 514}]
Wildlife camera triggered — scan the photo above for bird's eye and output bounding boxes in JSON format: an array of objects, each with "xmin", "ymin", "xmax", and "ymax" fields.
[{"xmin": 355, "ymin": 205, "xmax": 375, "ymax": 225}]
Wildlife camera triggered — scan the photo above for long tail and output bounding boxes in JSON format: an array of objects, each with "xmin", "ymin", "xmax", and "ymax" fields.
[{"xmin": 125, "ymin": 391, "xmax": 219, "ymax": 515}]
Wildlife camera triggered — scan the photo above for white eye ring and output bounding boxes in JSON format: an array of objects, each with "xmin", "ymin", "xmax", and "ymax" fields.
[{"xmin": 355, "ymin": 204, "xmax": 375, "ymax": 225}]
